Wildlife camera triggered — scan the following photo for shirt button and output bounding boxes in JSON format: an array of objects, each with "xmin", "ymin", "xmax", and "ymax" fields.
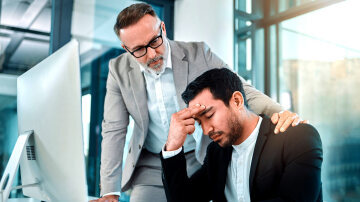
[
  {"xmin": 129, "ymin": 147, "xmax": 131, "ymax": 153},
  {"xmin": 139, "ymin": 145, "xmax": 142, "ymax": 149}
]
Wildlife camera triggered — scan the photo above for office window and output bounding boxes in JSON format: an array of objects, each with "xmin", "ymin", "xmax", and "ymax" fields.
[
  {"xmin": 240, "ymin": 0, "xmax": 359, "ymax": 200},
  {"xmin": 279, "ymin": 0, "xmax": 318, "ymax": 13},
  {"xmin": 234, "ymin": 0, "xmax": 255, "ymax": 85},
  {"xmin": 278, "ymin": 0, "xmax": 360, "ymax": 200},
  {"xmin": 235, "ymin": 0, "xmax": 252, "ymax": 13},
  {"xmin": 269, "ymin": 0, "xmax": 325, "ymax": 14}
]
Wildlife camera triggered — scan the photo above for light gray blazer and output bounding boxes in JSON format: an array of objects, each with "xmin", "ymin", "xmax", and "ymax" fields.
[{"xmin": 100, "ymin": 40, "xmax": 283, "ymax": 195}]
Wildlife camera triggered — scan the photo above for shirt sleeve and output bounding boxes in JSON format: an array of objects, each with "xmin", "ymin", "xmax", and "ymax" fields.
[
  {"xmin": 162, "ymin": 145, "xmax": 183, "ymax": 159},
  {"xmin": 102, "ymin": 192, "xmax": 121, "ymax": 197}
]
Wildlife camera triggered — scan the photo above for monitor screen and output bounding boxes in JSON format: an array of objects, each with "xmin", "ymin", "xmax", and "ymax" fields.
[{"xmin": 16, "ymin": 39, "xmax": 88, "ymax": 201}]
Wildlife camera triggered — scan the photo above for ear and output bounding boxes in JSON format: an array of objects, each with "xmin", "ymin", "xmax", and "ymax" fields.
[
  {"xmin": 161, "ymin": 21, "xmax": 167, "ymax": 37},
  {"xmin": 231, "ymin": 91, "xmax": 244, "ymax": 110}
]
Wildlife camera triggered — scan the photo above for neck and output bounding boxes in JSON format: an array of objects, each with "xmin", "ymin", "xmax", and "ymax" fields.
[{"xmin": 233, "ymin": 110, "xmax": 259, "ymax": 145}]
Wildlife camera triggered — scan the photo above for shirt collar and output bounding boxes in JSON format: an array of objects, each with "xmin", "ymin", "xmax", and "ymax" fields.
[
  {"xmin": 138, "ymin": 38, "xmax": 172, "ymax": 76},
  {"xmin": 232, "ymin": 116, "xmax": 263, "ymax": 152}
]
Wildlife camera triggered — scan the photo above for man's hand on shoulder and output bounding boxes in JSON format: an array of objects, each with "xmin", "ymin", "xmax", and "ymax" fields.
[
  {"xmin": 271, "ymin": 110, "xmax": 309, "ymax": 134},
  {"xmin": 89, "ymin": 195, "xmax": 119, "ymax": 202},
  {"xmin": 166, "ymin": 104, "xmax": 206, "ymax": 151}
]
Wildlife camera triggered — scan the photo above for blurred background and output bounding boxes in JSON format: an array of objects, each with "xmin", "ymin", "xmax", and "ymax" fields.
[{"xmin": 0, "ymin": 0, "xmax": 359, "ymax": 201}]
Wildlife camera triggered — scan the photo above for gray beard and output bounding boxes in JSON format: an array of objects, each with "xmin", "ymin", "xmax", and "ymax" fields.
[
  {"xmin": 146, "ymin": 39, "xmax": 169, "ymax": 75},
  {"xmin": 145, "ymin": 56, "xmax": 165, "ymax": 74}
]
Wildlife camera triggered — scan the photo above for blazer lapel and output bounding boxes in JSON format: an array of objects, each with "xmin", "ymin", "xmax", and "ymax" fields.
[
  {"xmin": 249, "ymin": 116, "xmax": 271, "ymax": 194},
  {"xmin": 170, "ymin": 40, "xmax": 189, "ymax": 110},
  {"xmin": 128, "ymin": 58, "xmax": 149, "ymax": 134}
]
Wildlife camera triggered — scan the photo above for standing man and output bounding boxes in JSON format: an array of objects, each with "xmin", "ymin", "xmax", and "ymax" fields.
[
  {"xmin": 95, "ymin": 3, "xmax": 305, "ymax": 202},
  {"xmin": 161, "ymin": 68, "xmax": 322, "ymax": 201}
]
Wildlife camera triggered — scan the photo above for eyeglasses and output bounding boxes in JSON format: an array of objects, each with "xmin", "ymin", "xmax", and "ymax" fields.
[{"xmin": 124, "ymin": 24, "xmax": 163, "ymax": 58}]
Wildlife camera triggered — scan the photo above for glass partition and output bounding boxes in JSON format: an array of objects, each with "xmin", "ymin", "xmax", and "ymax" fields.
[{"xmin": 278, "ymin": 0, "xmax": 360, "ymax": 200}]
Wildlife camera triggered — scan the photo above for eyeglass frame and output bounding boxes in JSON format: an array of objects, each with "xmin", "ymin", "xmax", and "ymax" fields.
[{"xmin": 123, "ymin": 24, "xmax": 163, "ymax": 58}]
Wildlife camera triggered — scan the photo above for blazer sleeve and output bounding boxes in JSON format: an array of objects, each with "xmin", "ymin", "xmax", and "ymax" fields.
[
  {"xmin": 201, "ymin": 42, "xmax": 284, "ymax": 116},
  {"xmin": 275, "ymin": 124, "xmax": 323, "ymax": 201},
  {"xmin": 100, "ymin": 59, "xmax": 129, "ymax": 196},
  {"xmin": 161, "ymin": 148, "xmax": 212, "ymax": 202}
]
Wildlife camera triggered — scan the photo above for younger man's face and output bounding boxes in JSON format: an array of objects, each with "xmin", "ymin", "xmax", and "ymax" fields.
[{"xmin": 189, "ymin": 89, "xmax": 243, "ymax": 147}]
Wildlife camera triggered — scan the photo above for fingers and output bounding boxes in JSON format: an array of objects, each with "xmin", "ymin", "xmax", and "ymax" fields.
[
  {"xmin": 271, "ymin": 112, "xmax": 280, "ymax": 124},
  {"xmin": 280, "ymin": 115, "xmax": 296, "ymax": 132},
  {"xmin": 292, "ymin": 117, "xmax": 301, "ymax": 126},
  {"xmin": 167, "ymin": 108, "xmax": 198, "ymax": 151},
  {"xmin": 274, "ymin": 111, "xmax": 286, "ymax": 134},
  {"xmin": 183, "ymin": 117, "xmax": 196, "ymax": 126},
  {"xmin": 178, "ymin": 104, "xmax": 205, "ymax": 119},
  {"xmin": 189, "ymin": 104, "xmax": 206, "ymax": 116},
  {"xmin": 185, "ymin": 125, "xmax": 196, "ymax": 135},
  {"xmin": 273, "ymin": 110, "xmax": 308, "ymax": 134},
  {"xmin": 301, "ymin": 119, "xmax": 309, "ymax": 124},
  {"xmin": 95, "ymin": 195, "xmax": 119, "ymax": 202}
]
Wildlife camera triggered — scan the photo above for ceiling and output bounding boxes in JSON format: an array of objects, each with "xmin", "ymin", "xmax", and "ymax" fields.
[
  {"xmin": 0, "ymin": 0, "xmax": 51, "ymax": 75},
  {"xmin": 0, "ymin": 0, "xmax": 51, "ymax": 110},
  {"xmin": 0, "ymin": 0, "xmax": 137, "ymax": 110}
]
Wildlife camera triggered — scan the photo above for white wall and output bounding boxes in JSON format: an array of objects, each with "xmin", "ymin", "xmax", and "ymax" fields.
[
  {"xmin": 174, "ymin": 0, "xmax": 234, "ymax": 69},
  {"xmin": 72, "ymin": 0, "xmax": 96, "ymax": 54}
]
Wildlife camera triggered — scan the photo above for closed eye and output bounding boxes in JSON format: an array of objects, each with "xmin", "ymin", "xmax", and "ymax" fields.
[
  {"xmin": 206, "ymin": 113, "xmax": 214, "ymax": 119},
  {"xmin": 150, "ymin": 37, "xmax": 159, "ymax": 45}
]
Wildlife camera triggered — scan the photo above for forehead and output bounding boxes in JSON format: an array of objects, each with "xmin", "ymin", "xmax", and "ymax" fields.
[
  {"xmin": 188, "ymin": 89, "xmax": 223, "ymax": 108},
  {"xmin": 119, "ymin": 14, "xmax": 159, "ymax": 48}
]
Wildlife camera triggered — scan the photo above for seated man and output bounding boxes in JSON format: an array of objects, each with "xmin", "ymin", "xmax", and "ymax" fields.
[{"xmin": 160, "ymin": 68, "xmax": 323, "ymax": 202}]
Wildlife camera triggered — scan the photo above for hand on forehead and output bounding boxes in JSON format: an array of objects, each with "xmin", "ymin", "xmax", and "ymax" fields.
[
  {"xmin": 178, "ymin": 104, "xmax": 206, "ymax": 120},
  {"xmin": 190, "ymin": 103, "xmax": 206, "ymax": 115}
]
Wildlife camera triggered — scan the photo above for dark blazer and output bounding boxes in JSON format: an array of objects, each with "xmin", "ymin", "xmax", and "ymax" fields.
[{"xmin": 160, "ymin": 116, "xmax": 323, "ymax": 202}]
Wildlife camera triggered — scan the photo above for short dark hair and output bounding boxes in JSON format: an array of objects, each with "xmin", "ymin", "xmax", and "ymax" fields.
[
  {"xmin": 182, "ymin": 68, "xmax": 248, "ymax": 107},
  {"xmin": 114, "ymin": 3, "xmax": 158, "ymax": 37}
]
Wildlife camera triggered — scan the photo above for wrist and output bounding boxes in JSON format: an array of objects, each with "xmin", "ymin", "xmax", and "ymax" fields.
[{"xmin": 165, "ymin": 141, "xmax": 181, "ymax": 151}]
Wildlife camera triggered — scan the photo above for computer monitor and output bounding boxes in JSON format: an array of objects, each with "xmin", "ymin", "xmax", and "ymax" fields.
[{"xmin": 0, "ymin": 39, "xmax": 89, "ymax": 201}]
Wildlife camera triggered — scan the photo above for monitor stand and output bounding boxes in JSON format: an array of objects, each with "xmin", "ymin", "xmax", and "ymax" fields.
[{"xmin": 0, "ymin": 131, "xmax": 39, "ymax": 202}]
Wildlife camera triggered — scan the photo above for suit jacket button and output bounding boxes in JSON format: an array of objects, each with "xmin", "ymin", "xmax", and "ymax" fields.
[{"xmin": 138, "ymin": 145, "xmax": 142, "ymax": 149}]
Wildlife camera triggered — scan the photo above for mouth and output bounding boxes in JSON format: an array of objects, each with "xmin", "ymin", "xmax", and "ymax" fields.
[
  {"xmin": 147, "ymin": 56, "xmax": 163, "ymax": 68},
  {"xmin": 210, "ymin": 133, "xmax": 222, "ymax": 143}
]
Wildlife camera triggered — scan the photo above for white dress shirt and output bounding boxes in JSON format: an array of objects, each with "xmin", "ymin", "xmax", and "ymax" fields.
[
  {"xmin": 225, "ymin": 116, "xmax": 262, "ymax": 202},
  {"xmin": 162, "ymin": 116, "xmax": 263, "ymax": 202},
  {"xmin": 140, "ymin": 39, "xmax": 197, "ymax": 154}
]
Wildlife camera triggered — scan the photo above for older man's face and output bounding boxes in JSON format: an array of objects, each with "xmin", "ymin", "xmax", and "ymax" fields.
[{"xmin": 119, "ymin": 14, "xmax": 168, "ymax": 74}]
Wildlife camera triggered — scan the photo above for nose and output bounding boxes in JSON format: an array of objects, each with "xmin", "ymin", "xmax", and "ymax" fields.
[
  {"xmin": 146, "ymin": 46, "xmax": 156, "ymax": 58},
  {"xmin": 201, "ymin": 122, "xmax": 214, "ymax": 136}
]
